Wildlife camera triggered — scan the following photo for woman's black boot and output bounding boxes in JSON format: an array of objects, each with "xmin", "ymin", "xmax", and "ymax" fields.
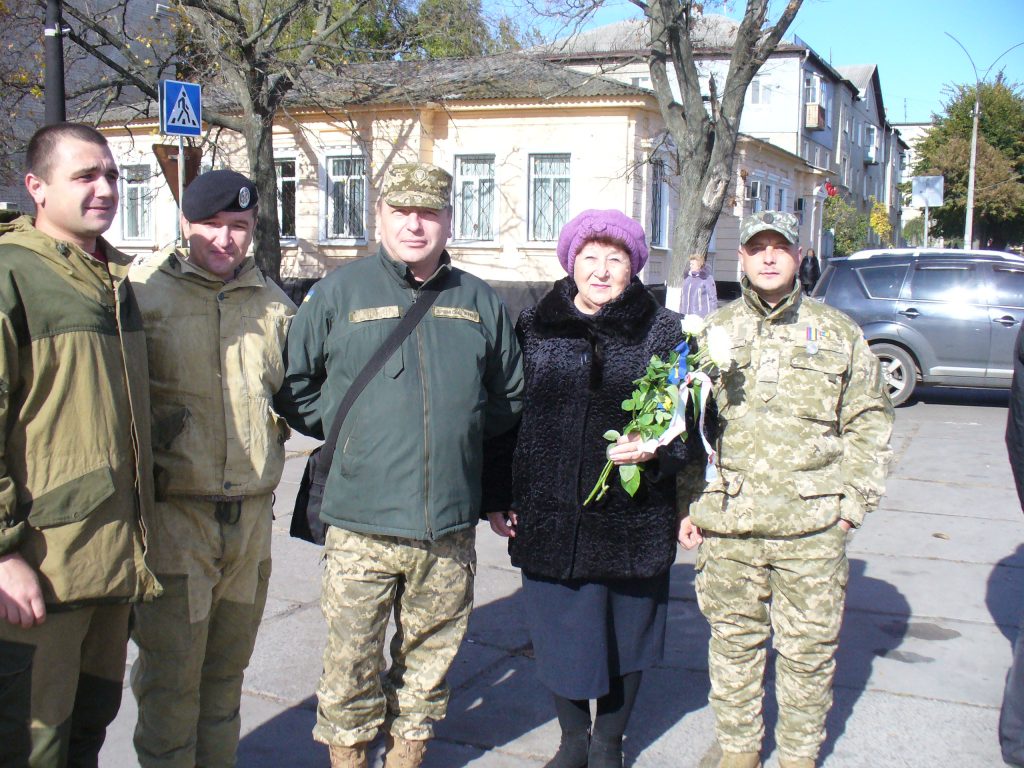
[{"xmin": 544, "ymin": 694, "xmax": 591, "ymax": 768}]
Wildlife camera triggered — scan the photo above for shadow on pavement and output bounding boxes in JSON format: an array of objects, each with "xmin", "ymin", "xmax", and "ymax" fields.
[
  {"xmin": 903, "ymin": 386, "xmax": 1010, "ymax": 409},
  {"xmin": 438, "ymin": 562, "xmax": 710, "ymax": 767},
  {"xmin": 818, "ymin": 557, "xmax": 910, "ymax": 764},
  {"xmin": 987, "ymin": 544, "xmax": 1024, "ymax": 645}
]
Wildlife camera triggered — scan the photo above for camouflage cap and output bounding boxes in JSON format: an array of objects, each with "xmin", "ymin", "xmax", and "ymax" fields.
[
  {"xmin": 381, "ymin": 163, "xmax": 453, "ymax": 210},
  {"xmin": 740, "ymin": 210, "xmax": 800, "ymax": 245}
]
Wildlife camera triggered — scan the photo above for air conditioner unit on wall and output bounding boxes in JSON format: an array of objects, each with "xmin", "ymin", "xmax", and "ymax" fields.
[{"xmin": 746, "ymin": 180, "xmax": 762, "ymax": 200}]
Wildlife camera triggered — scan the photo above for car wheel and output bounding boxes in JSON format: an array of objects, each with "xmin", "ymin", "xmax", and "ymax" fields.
[{"xmin": 871, "ymin": 343, "xmax": 917, "ymax": 406}]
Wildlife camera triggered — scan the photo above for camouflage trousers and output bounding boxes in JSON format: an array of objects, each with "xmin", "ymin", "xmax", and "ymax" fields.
[
  {"xmin": 695, "ymin": 523, "xmax": 849, "ymax": 761},
  {"xmin": 314, "ymin": 525, "xmax": 476, "ymax": 747},
  {"xmin": 0, "ymin": 603, "xmax": 130, "ymax": 768},
  {"xmin": 131, "ymin": 494, "xmax": 273, "ymax": 768}
]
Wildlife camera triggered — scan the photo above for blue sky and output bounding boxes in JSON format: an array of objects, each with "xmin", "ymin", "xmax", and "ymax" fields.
[{"xmin": 507, "ymin": 0, "xmax": 1024, "ymax": 124}]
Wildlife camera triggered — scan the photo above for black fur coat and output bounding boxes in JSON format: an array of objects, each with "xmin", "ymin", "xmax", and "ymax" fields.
[{"xmin": 505, "ymin": 276, "xmax": 705, "ymax": 581}]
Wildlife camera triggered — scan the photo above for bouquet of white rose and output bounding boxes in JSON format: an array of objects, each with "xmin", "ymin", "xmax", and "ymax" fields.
[{"xmin": 583, "ymin": 315, "xmax": 731, "ymax": 505}]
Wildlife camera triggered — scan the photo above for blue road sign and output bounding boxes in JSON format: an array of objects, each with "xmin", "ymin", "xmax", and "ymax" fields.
[{"xmin": 160, "ymin": 80, "xmax": 202, "ymax": 137}]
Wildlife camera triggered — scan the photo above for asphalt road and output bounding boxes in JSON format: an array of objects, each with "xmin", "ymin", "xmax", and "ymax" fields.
[{"xmin": 100, "ymin": 384, "xmax": 1020, "ymax": 767}]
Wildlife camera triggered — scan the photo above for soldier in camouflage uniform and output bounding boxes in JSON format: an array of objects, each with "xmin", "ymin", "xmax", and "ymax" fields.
[
  {"xmin": 275, "ymin": 162, "xmax": 523, "ymax": 768},
  {"xmin": 677, "ymin": 211, "xmax": 894, "ymax": 768}
]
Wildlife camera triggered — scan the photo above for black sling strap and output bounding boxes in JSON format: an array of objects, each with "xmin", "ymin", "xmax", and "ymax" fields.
[
  {"xmin": 315, "ymin": 283, "xmax": 441, "ymax": 488},
  {"xmin": 291, "ymin": 281, "xmax": 442, "ymax": 544}
]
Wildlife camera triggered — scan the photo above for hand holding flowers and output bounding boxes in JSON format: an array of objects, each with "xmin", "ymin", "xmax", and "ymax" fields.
[{"xmin": 583, "ymin": 314, "xmax": 732, "ymax": 505}]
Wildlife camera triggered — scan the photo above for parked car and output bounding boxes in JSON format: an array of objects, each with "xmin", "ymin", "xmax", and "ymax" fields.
[{"xmin": 812, "ymin": 248, "xmax": 1024, "ymax": 406}]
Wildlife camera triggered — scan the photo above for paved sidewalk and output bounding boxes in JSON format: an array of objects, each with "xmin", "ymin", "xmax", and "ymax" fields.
[{"xmin": 101, "ymin": 386, "xmax": 1020, "ymax": 767}]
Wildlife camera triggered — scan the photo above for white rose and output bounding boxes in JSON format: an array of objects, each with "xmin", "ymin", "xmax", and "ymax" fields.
[
  {"xmin": 706, "ymin": 326, "xmax": 733, "ymax": 368},
  {"xmin": 681, "ymin": 314, "xmax": 705, "ymax": 337}
]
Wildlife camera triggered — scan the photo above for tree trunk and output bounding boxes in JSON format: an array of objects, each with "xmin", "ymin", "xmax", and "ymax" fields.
[{"xmin": 243, "ymin": 114, "xmax": 283, "ymax": 285}]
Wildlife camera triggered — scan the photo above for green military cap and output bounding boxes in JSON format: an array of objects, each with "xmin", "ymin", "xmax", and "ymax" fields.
[
  {"xmin": 740, "ymin": 210, "xmax": 800, "ymax": 245},
  {"xmin": 381, "ymin": 163, "xmax": 452, "ymax": 210}
]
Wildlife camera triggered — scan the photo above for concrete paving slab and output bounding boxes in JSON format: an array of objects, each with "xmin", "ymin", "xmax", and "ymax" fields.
[
  {"xmin": 849, "ymin": 508, "xmax": 1024, "ymax": 565},
  {"xmin": 96, "ymin": 391, "xmax": 1019, "ymax": 767}
]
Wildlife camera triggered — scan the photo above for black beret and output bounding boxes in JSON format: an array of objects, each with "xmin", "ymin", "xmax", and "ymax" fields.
[{"xmin": 181, "ymin": 169, "xmax": 258, "ymax": 222}]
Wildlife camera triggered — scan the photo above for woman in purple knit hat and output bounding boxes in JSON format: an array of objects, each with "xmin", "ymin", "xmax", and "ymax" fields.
[{"xmin": 483, "ymin": 210, "xmax": 710, "ymax": 768}]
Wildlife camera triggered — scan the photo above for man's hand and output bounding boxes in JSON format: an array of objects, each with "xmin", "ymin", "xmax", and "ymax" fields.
[
  {"xmin": 0, "ymin": 553, "xmax": 45, "ymax": 627},
  {"xmin": 838, "ymin": 519, "xmax": 852, "ymax": 532},
  {"xmin": 487, "ymin": 511, "xmax": 517, "ymax": 538},
  {"xmin": 677, "ymin": 516, "xmax": 704, "ymax": 549}
]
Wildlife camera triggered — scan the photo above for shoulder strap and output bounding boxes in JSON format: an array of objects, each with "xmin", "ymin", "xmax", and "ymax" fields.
[{"xmin": 313, "ymin": 283, "xmax": 442, "ymax": 487}]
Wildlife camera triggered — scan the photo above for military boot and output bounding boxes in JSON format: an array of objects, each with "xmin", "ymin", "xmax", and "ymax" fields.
[
  {"xmin": 329, "ymin": 743, "xmax": 368, "ymax": 768},
  {"xmin": 720, "ymin": 752, "xmax": 762, "ymax": 768},
  {"xmin": 383, "ymin": 733, "xmax": 428, "ymax": 768},
  {"xmin": 777, "ymin": 757, "xmax": 815, "ymax": 768}
]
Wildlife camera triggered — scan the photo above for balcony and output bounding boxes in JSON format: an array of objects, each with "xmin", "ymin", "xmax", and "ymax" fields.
[{"xmin": 805, "ymin": 103, "xmax": 826, "ymax": 131}]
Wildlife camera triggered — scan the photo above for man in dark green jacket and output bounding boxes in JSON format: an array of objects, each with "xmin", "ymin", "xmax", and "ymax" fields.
[
  {"xmin": 275, "ymin": 162, "xmax": 522, "ymax": 768},
  {"xmin": 0, "ymin": 123, "xmax": 160, "ymax": 767}
]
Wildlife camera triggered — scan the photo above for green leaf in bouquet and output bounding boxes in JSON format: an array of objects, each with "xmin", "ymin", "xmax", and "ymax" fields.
[
  {"xmin": 619, "ymin": 463, "xmax": 641, "ymax": 496},
  {"xmin": 622, "ymin": 399, "xmax": 634, "ymax": 410},
  {"xmin": 603, "ymin": 429, "xmax": 621, "ymax": 441}
]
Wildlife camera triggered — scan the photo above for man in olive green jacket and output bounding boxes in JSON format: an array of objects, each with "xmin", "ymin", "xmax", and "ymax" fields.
[
  {"xmin": 275, "ymin": 163, "xmax": 522, "ymax": 768},
  {"xmin": 0, "ymin": 123, "xmax": 160, "ymax": 767},
  {"xmin": 128, "ymin": 170, "xmax": 295, "ymax": 768}
]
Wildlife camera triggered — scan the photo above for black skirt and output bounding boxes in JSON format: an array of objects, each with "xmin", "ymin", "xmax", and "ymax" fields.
[{"xmin": 521, "ymin": 570, "xmax": 670, "ymax": 700}]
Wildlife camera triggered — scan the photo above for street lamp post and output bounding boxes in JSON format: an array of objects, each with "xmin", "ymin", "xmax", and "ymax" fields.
[
  {"xmin": 44, "ymin": 0, "xmax": 67, "ymax": 125},
  {"xmin": 945, "ymin": 34, "xmax": 1024, "ymax": 249}
]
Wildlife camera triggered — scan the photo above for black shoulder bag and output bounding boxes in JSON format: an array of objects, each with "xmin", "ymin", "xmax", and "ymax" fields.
[{"xmin": 290, "ymin": 285, "xmax": 441, "ymax": 544}]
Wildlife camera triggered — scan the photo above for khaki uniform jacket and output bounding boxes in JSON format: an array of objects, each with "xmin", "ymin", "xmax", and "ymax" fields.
[
  {"xmin": 681, "ymin": 278, "xmax": 894, "ymax": 536},
  {"xmin": 0, "ymin": 216, "xmax": 160, "ymax": 606},
  {"xmin": 129, "ymin": 252, "xmax": 295, "ymax": 499}
]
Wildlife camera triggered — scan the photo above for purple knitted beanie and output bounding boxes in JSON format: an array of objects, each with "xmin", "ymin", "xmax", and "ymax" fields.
[{"xmin": 556, "ymin": 209, "xmax": 649, "ymax": 276}]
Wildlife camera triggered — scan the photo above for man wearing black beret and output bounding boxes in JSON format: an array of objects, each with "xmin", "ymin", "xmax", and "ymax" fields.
[{"xmin": 128, "ymin": 169, "xmax": 296, "ymax": 767}]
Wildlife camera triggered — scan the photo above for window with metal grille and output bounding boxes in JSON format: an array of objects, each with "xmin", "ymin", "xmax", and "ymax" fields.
[
  {"xmin": 650, "ymin": 159, "xmax": 667, "ymax": 247},
  {"xmin": 453, "ymin": 155, "xmax": 495, "ymax": 241},
  {"xmin": 326, "ymin": 156, "xmax": 365, "ymax": 239},
  {"xmin": 529, "ymin": 153, "xmax": 570, "ymax": 241}
]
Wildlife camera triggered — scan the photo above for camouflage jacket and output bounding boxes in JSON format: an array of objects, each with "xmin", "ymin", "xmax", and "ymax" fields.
[
  {"xmin": 679, "ymin": 278, "xmax": 894, "ymax": 536},
  {"xmin": 0, "ymin": 216, "xmax": 161, "ymax": 606},
  {"xmin": 129, "ymin": 252, "xmax": 295, "ymax": 500}
]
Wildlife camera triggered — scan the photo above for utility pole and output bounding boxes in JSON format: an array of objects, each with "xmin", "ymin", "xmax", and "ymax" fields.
[
  {"xmin": 44, "ymin": 0, "xmax": 67, "ymax": 124},
  {"xmin": 945, "ymin": 34, "xmax": 1024, "ymax": 249}
]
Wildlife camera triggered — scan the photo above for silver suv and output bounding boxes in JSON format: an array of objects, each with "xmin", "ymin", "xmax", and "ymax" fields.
[{"xmin": 813, "ymin": 248, "xmax": 1024, "ymax": 405}]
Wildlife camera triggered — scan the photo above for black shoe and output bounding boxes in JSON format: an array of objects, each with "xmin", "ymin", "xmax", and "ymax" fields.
[
  {"xmin": 543, "ymin": 730, "xmax": 590, "ymax": 768},
  {"xmin": 587, "ymin": 734, "xmax": 623, "ymax": 768}
]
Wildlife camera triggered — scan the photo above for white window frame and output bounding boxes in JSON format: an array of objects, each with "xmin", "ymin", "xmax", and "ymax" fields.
[
  {"xmin": 321, "ymin": 152, "xmax": 367, "ymax": 242},
  {"xmin": 275, "ymin": 155, "xmax": 297, "ymax": 241},
  {"xmin": 119, "ymin": 163, "xmax": 154, "ymax": 241},
  {"xmin": 528, "ymin": 153, "xmax": 571, "ymax": 242},
  {"xmin": 750, "ymin": 77, "xmax": 772, "ymax": 105},
  {"xmin": 452, "ymin": 154, "xmax": 496, "ymax": 242}
]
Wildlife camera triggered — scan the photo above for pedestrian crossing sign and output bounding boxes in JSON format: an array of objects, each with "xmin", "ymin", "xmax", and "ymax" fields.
[{"xmin": 160, "ymin": 80, "xmax": 202, "ymax": 137}]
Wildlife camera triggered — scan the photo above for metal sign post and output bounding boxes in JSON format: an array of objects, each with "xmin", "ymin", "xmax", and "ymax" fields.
[
  {"xmin": 911, "ymin": 176, "xmax": 944, "ymax": 249},
  {"xmin": 159, "ymin": 79, "xmax": 202, "ymax": 247}
]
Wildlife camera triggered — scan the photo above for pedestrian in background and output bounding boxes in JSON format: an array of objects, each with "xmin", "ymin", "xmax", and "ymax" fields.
[
  {"xmin": 129, "ymin": 170, "xmax": 296, "ymax": 767},
  {"xmin": 679, "ymin": 211, "xmax": 894, "ymax": 768},
  {"xmin": 799, "ymin": 246, "xmax": 820, "ymax": 295},
  {"xmin": 275, "ymin": 162, "xmax": 523, "ymax": 768},
  {"xmin": 1001, "ymin": 322, "xmax": 1024, "ymax": 767},
  {"xmin": 0, "ymin": 122, "xmax": 161, "ymax": 766},
  {"xmin": 680, "ymin": 252, "xmax": 718, "ymax": 318},
  {"xmin": 486, "ymin": 209, "xmax": 710, "ymax": 768}
]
